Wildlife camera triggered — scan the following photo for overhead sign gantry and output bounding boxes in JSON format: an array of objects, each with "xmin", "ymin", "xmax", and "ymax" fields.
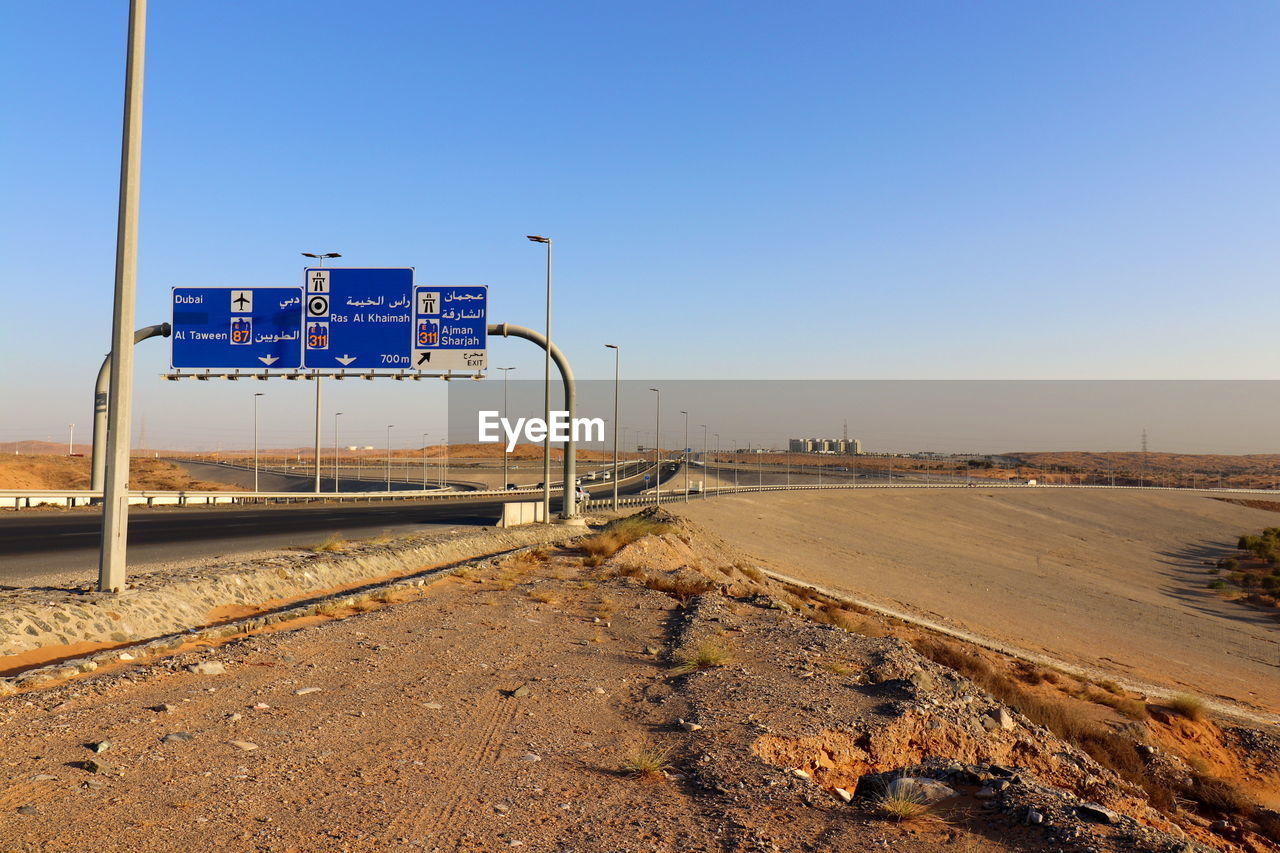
[{"xmin": 168, "ymin": 267, "xmax": 487, "ymax": 378}]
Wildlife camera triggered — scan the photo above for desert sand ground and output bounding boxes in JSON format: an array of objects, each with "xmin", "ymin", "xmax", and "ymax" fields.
[
  {"xmin": 0, "ymin": 534, "xmax": 1243, "ymax": 853},
  {"xmin": 674, "ymin": 488, "xmax": 1280, "ymax": 713}
]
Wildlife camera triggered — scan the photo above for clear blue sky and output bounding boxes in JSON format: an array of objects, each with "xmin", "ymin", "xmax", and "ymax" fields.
[{"xmin": 2, "ymin": 2, "xmax": 1278, "ymax": 451}]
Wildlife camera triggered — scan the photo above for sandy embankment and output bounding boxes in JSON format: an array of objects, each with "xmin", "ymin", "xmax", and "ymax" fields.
[{"xmin": 675, "ymin": 489, "xmax": 1280, "ymax": 712}]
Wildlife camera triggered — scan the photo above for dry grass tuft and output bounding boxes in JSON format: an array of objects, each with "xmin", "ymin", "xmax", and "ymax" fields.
[
  {"xmin": 1184, "ymin": 774, "xmax": 1253, "ymax": 815},
  {"xmin": 1167, "ymin": 693, "xmax": 1208, "ymax": 721},
  {"xmin": 311, "ymin": 533, "xmax": 348, "ymax": 553},
  {"xmin": 909, "ymin": 637, "xmax": 1161, "ymax": 802},
  {"xmin": 365, "ymin": 530, "xmax": 394, "ymax": 545},
  {"xmin": 671, "ymin": 640, "xmax": 733, "ymax": 675},
  {"xmin": 641, "ymin": 572, "xmax": 717, "ymax": 601},
  {"xmin": 872, "ymin": 781, "xmax": 933, "ymax": 822},
  {"xmin": 371, "ymin": 587, "xmax": 409, "ymax": 604},
  {"xmin": 314, "ymin": 601, "xmax": 345, "ymax": 618},
  {"xmin": 820, "ymin": 661, "xmax": 857, "ymax": 677},
  {"xmin": 822, "ymin": 604, "xmax": 888, "ymax": 637},
  {"xmin": 620, "ymin": 743, "xmax": 673, "ymax": 779}
]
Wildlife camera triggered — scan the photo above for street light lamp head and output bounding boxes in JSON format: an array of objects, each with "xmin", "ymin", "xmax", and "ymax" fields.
[
  {"xmin": 302, "ymin": 252, "xmax": 342, "ymax": 259},
  {"xmin": 649, "ymin": 387, "xmax": 659, "ymax": 393},
  {"xmin": 526, "ymin": 235, "xmax": 550, "ymax": 244},
  {"xmin": 604, "ymin": 343, "xmax": 618, "ymax": 350},
  {"xmin": 254, "ymin": 392, "xmax": 264, "ymax": 397}
]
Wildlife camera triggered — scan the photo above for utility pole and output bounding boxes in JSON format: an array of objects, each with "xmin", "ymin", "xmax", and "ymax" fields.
[{"xmin": 68, "ymin": 424, "xmax": 75, "ymax": 456}]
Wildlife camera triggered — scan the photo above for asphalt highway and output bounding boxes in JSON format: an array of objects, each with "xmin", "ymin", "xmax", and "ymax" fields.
[{"xmin": 0, "ymin": 463, "xmax": 672, "ymax": 586}]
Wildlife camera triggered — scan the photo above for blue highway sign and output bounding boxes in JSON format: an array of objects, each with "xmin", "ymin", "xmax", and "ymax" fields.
[
  {"xmin": 302, "ymin": 268, "xmax": 414, "ymax": 370},
  {"xmin": 171, "ymin": 287, "xmax": 303, "ymax": 369},
  {"xmin": 412, "ymin": 285, "xmax": 488, "ymax": 371}
]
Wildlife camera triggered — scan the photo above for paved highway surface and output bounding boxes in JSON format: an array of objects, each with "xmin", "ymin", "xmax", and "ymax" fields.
[{"xmin": 0, "ymin": 464, "xmax": 672, "ymax": 586}]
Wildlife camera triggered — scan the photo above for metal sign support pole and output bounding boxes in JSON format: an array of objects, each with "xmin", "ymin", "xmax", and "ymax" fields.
[
  {"xmin": 313, "ymin": 377, "xmax": 322, "ymax": 493},
  {"xmin": 98, "ymin": 0, "xmax": 147, "ymax": 593}
]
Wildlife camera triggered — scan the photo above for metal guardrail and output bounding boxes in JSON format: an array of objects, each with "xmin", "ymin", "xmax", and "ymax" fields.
[
  {"xmin": 581, "ymin": 480, "xmax": 1280, "ymax": 511},
  {"xmin": 4, "ymin": 466, "xmax": 1275, "ymax": 511}
]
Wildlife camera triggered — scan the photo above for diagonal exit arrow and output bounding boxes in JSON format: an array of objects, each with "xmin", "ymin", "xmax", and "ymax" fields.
[
  {"xmin": 417, "ymin": 351, "xmax": 431, "ymax": 365},
  {"xmin": 336, "ymin": 354, "xmax": 357, "ymax": 366}
]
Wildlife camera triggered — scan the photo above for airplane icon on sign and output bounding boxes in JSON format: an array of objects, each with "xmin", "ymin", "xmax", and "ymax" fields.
[{"xmin": 230, "ymin": 290, "xmax": 253, "ymax": 312}]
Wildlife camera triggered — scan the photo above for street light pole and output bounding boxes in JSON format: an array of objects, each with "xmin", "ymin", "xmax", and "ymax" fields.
[
  {"xmin": 497, "ymin": 367, "xmax": 515, "ymax": 490},
  {"xmin": 700, "ymin": 424, "xmax": 707, "ymax": 498},
  {"xmin": 98, "ymin": 0, "xmax": 147, "ymax": 593},
  {"xmin": 253, "ymin": 392, "xmax": 264, "ymax": 493},
  {"xmin": 527, "ymin": 235, "xmax": 552, "ymax": 521},
  {"xmin": 422, "ymin": 432, "xmax": 429, "ymax": 489},
  {"xmin": 649, "ymin": 388, "xmax": 660, "ymax": 507},
  {"xmin": 605, "ymin": 345, "xmax": 619, "ymax": 510},
  {"xmin": 68, "ymin": 424, "xmax": 75, "ymax": 455},
  {"xmin": 333, "ymin": 412, "xmax": 343, "ymax": 491},
  {"xmin": 714, "ymin": 433, "xmax": 720, "ymax": 492},
  {"xmin": 680, "ymin": 410, "xmax": 689, "ymax": 502},
  {"xmin": 385, "ymin": 424, "xmax": 394, "ymax": 490}
]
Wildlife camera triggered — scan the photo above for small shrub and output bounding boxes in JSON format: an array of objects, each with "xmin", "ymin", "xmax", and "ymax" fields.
[
  {"xmin": 621, "ymin": 744, "xmax": 672, "ymax": 779},
  {"xmin": 1167, "ymin": 694, "xmax": 1208, "ymax": 721},
  {"xmin": 671, "ymin": 640, "xmax": 732, "ymax": 674},
  {"xmin": 581, "ymin": 514, "xmax": 673, "ymax": 564},
  {"xmin": 737, "ymin": 564, "xmax": 766, "ymax": 584}
]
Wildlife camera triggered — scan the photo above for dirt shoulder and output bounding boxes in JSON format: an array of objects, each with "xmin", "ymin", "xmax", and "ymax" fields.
[{"xmin": 673, "ymin": 489, "xmax": 1280, "ymax": 714}]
